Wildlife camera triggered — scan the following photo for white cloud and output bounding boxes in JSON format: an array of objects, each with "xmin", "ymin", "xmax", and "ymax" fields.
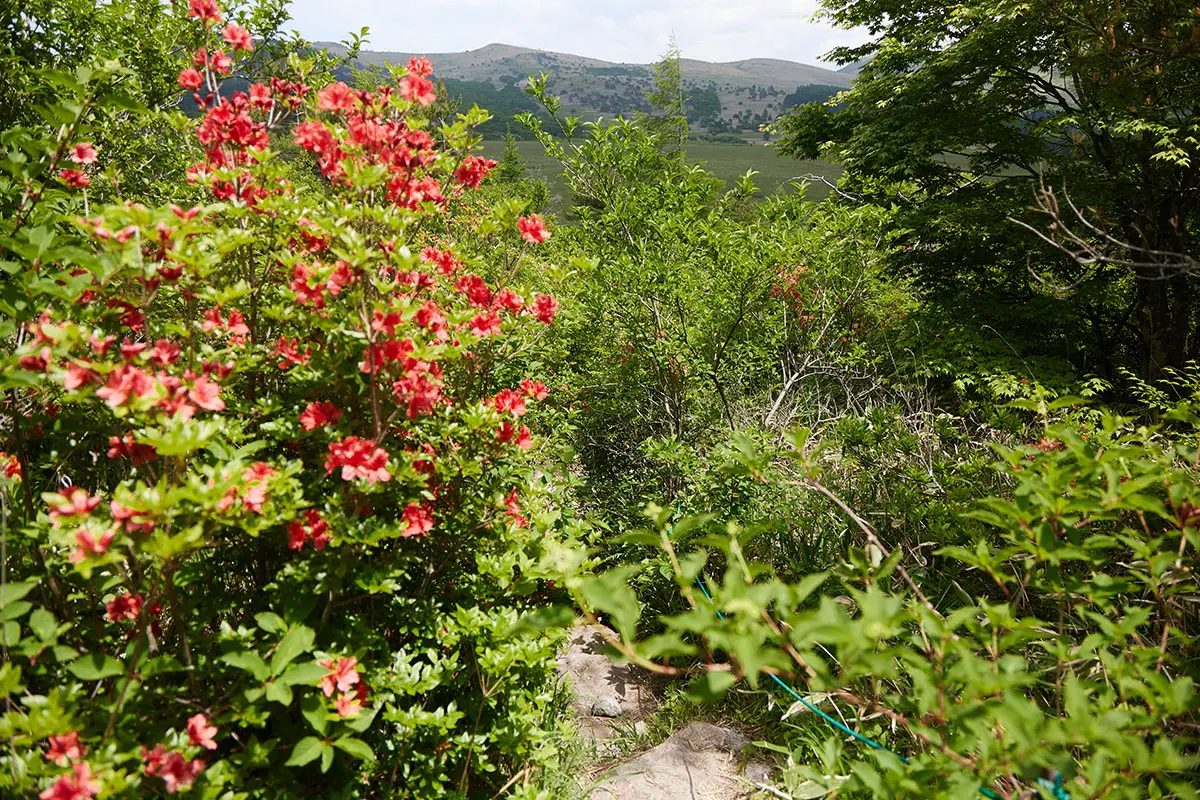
[{"xmin": 283, "ymin": 0, "xmax": 866, "ymax": 66}]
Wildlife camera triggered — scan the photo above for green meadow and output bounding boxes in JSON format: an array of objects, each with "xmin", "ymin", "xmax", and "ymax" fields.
[{"xmin": 479, "ymin": 140, "xmax": 841, "ymax": 210}]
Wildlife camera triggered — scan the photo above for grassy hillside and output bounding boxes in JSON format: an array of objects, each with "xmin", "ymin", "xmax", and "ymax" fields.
[{"xmin": 480, "ymin": 140, "xmax": 842, "ymax": 212}]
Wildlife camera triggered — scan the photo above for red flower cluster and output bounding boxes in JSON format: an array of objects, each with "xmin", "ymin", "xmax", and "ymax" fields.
[
  {"xmin": 105, "ymin": 592, "xmax": 144, "ymax": 621},
  {"xmin": 326, "ymin": 437, "xmax": 391, "ymax": 483},
  {"xmin": 107, "ymin": 433, "xmax": 157, "ymax": 465},
  {"xmin": 319, "ymin": 656, "xmax": 360, "ymax": 696},
  {"xmin": 272, "ymin": 337, "xmax": 311, "ymax": 369},
  {"xmin": 188, "ymin": 0, "xmax": 221, "ymax": 23},
  {"xmin": 420, "ymin": 246, "xmax": 463, "ymax": 276},
  {"xmin": 300, "ymin": 401, "xmax": 342, "ymax": 431},
  {"xmin": 290, "ymin": 260, "xmax": 355, "ymax": 309},
  {"xmin": 287, "ymin": 508, "xmax": 331, "ymax": 550},
  {"xmin": 504, "ymin": 488, "xmax": 527, "ymax": 527},
  {"xmin": 222, "ymin": 22, "xmax": 252, "ymax": 51},
  {"xmin": 454, "ymin": 155, "xmax": 497, "ymax": 189},
  {"xmin": 143, "ymin": 745, "xmax": 205, "ymax": 793},
  {"xmin": 400, "ymin": 502, "xmax": 433, "ymax": 537},
  {"xmin": 38, "ymin": 762, "xmax": 100, "ymax": 800},
  {"xmin": 187, "ymin": 713, "xmax": 218, "ymax": 750},
  {"xmin": 45, "ymin": 732, "xmax": 86, "ymax": 767},
  {"xmin": 517, "ymin": 214, "xmax": 550, "ymax": 244}
]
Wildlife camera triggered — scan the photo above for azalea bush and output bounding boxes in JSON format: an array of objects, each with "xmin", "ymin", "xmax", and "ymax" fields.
[{"xmin": 0, "ymin": 3, "xmax": 583, "ymax": 798}]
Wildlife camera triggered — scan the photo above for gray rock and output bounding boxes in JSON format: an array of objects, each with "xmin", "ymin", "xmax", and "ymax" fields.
[
  {"xmin": 588, "ymin": 722, "xmax": 772, "ymax": 800},
  {"xmin": 557, "ymin": 624, "xmax": 660, "ymax": 745}
]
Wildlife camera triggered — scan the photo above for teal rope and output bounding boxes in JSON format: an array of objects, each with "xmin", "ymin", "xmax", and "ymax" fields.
[
  {"xmin": 692, "ymin": 574, "xmax": 1004, "ymax": 799},
  {"xmin": 692, "ymin": 575, "xmax": 897, "ymax": 756}
]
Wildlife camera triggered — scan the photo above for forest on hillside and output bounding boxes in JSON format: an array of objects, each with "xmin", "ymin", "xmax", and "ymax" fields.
[{"xmin": 1, "ymin": 1, "xmax": 1198, "ymax": 799}]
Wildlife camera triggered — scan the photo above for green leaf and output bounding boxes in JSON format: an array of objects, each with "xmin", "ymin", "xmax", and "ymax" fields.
[
  {"xmin": 687, "ymin": 670, "xmax": 737, "ymax": 702},
  {"xmin": 334, "ymin": 736, "xmax": 374, "ymax": 761},
  {"xmin": 221, "ymin": 650, "xmax": 269, "ymax": 681},
  {"xmin": 68, "ymin": 653, "xmax": 124, "ymax": 681},
  {"xmin": 278, "ymin": 660, "xmax": 327, "ymax": 686},
  {"xmin": 614, "ymin": 530, "xmax": 660, "ymax": 546},
  {"xmin": 0, "ymin": 601, "xmax": 32, "ymax": 622},
  {"xmin": 271, "ymin": 626, "xmax": 315, "ymax": 676},
  {"xmin": 265, "ymin": 679, "xmax": 294, "ymax": 706},
  {"xmin": 320, "ymin": 742, "xmax": 334, "ymax": 773},
  {"xmin": 301, "ymin": 694, "xmax": 328, "ymax": 734},
  {"xmin": 578, "ymin": 565, "xmax": 642, "ymax": 640},
  {"xmin": 0, "ymin": 579, "xmax": 38, "ymax": 606},
  {"xmin": 1, "ymin": 621, "xmax": 18, "ymax": 648},
  {"xmin": 342, "ymin": 705, "xmax": 379, "ymax": 733},
  {"xmin": 28, "ymin": 608, "xmax": 58, "ymax": 642},
  {"xmin": 510, "ymin": 605, "xmax": 575, "ymax": 634},
  {"xmin": 255, "ymin": 612, "xmax": 286, "ymax": 634},
  {"xmin": 285, "ymin": 736, "xmax": 324, "ymax": 767},
  {"xmin": 0, "ymin": 662, "xmax": 22, "ymax": 698}
]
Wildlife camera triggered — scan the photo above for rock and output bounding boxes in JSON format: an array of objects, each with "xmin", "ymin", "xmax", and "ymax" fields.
[
  {"xmin": 588, "ymin": 722, "xmax": 771, "ymax": 800},
  {"xmin": 557, "ymin": 624, "xmax": 660, "ymax": 746}
]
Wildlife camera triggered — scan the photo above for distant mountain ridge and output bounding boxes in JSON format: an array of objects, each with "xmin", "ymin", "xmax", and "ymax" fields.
[{"xmin": 320, "ymin": 42, "xmax": 852, "ymax": 136}]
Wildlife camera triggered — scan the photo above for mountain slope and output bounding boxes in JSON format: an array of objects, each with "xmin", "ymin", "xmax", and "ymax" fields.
[{"xmin": 321, "ymin": 42, "xmax": 851, "ymax": 135}]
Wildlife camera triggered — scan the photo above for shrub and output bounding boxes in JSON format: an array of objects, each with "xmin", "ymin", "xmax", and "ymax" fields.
[
  {"xmin": 571, "ymin": 415, "xmax": 1200, "ymax": 798},
  {"xmin": 0, "ymin": 6, "xmax": 580, "ymax": 798}
]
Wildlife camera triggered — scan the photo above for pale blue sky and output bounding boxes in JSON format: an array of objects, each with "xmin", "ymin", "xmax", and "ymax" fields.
[{"xmin": 283, "ymin": 0, "xmax": 865, "ymax": 66}]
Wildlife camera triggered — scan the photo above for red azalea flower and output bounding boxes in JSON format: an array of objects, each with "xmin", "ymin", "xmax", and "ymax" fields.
[
  {"xmin": 49, "ymin": 488, "xmax": 101, "ymax": 521},
  {"xmin": 317, "ymin": 656, "xmax": 359, "ymax": 697},
  {"xmin": 45, "ymin": 731, "xmax": 85, "ymax": 766},
  {"xmin": 400, "ymin": 502, "xmax": 433, "ymax": 538},
  {"xmin": 70, "ymin": 528, "xmax": 115, "ymax": 563},
  {"xmin": 158, "ymin": 751, "xmax": 204, "ymax": 793},
  {"xmin": 222, "ymin": 22, "xmax": 253, "ymax": 51},
  {"xmin": 287, "ymin": 508, "xmax": 329, "ymax": 551},
  {"xmin": 105, "ymin": 592, "xmax": 144, "ymax": 621},
  {"xmin": 210, "ymin": 49, "xmax": 232, "ymax": 74},
  {"xmin": 19, "ymin": 347, "xmax": 51, "ymax": 372},
  {"xmin": 300, "ymin": 401, "xmax": 342, "ymax": 431},
  {"xmin": 516, "ymin": 214, "xmax": 550, "ymax": 244},
  {"xmin": 316, "ymin": 82, "xmax": 356, "ymax": 113},
  {"xmin": 407, "ymin": 55, "xmax": 434, "ymax": 77},
  {"xmin": 107, "ymin": 434, "xmax": 156, "ymax": 465},
  {"xmin": 178, "ymin": 68, "xmax": 203, "ymax": 90},
  {"xmin": 399, "ymin": 73, "xmax": 436, "ymax": 106},
  {"xmin": 494, "ymin": 288, "xmax": 525, "ymax": 313},
  {"xmin": 335, "ymin": 692, "xmax": 362, "ymax": 717},
  {"xmin": 119, "ymin": 339, "xmax": 146, "ymax": 360},
  {"xmin": 69, "ymin": 142, "xmax": 97, "ymax": 165},
  {"xmin": 151, "ymin": 339, "xmax": 181, "ymax": 366},
  {"xmin": 188, "ymin": 378, "xmax": 225, "ymax": 412},
  {"xmin": 325, "ymin": 437, "xmax": 391, "ymax": 483},
  {"xmin": 454, "ymin": 274, "xmax": 492, "ymax": 307},
  {"xmin": 504, "ymin": 488, "xmax": 527, "ymax": 527},
  {"xmin": 520, "ymin": 379, "xmax": 549, "ymax": 400},
  {"xmin": 493, "ymin": 388, "xmax": 527, "ymax": 416},
  {"xmin": 248, "ymin": 82, "xmax": 272, "ymax": 110},
  {"xmin": 60, "ymin": 169, "xmax": 90, "ymax": 189},
  {"xmin": 272, "ymin": 337, "xmax": 311, "ymax": 369},
  {"xmin": 454, "ymin": 155, "xmax": 497, "ymax": 189},
  {"xmin": 187, "ymin": 713, "xmax": 218, "ymax": 750},
  {"xmin": 38, "ymin": 762, "xmax": 100, "ymax": 800},
  {"xmin": 96, "ymin": 364, "xmax": 156, "ymax": 409},
  {"xmin": 392, "ymin": 364, "xmax": 443, "ymax": 418},
  {"xmin": 188, "ymin": 0, "xmax": 221, "ymax": 22},
  {"xmin": 470, "ymin": 311, "xmax": 502, "ymax": 337},
  {"xmin": 1, "ymin": 453, "xmax": 21, "ymax": 480},
  {"xmin": 531, "ymin": 294, "xmax": 559, "ymax": 324}
]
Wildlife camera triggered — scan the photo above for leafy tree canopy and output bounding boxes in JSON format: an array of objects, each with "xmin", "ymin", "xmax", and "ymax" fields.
[{"xmin": 778, "ymin": 0, "xmax": 1200, "ymax": 379}]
